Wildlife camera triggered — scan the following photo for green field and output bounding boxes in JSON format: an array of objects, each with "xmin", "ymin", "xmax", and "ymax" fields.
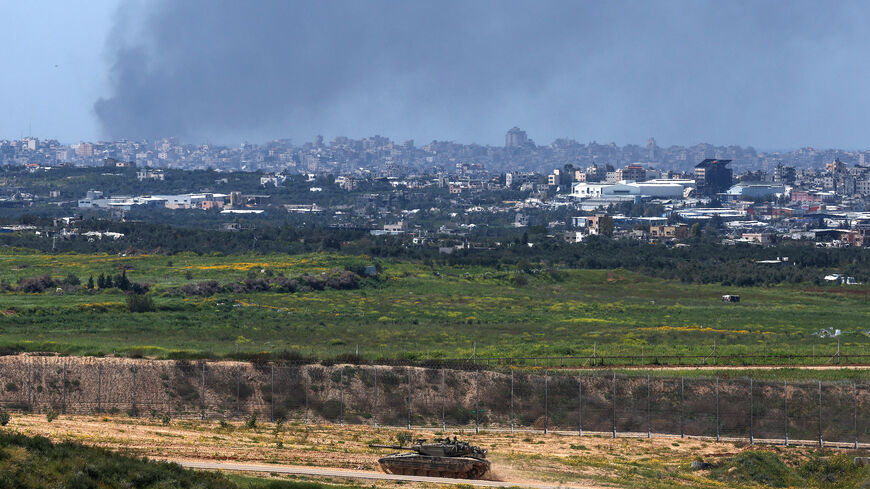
[{"xmin": 0, "ymin": 249, "xmax": 867, "ymax": 362}]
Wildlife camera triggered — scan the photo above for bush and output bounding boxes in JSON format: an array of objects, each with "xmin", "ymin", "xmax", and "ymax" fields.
[
  {"xmin": 0, "ymin": 432, "xmax": 237, "ymax": 488},
  {"xmin": 125, "ymin": 294, "xmax": 155, "ymax": 313},
  {"xmin": 245, "ymin": 414, "xmax": 257, "ymax": 429},
  {"xmin": 799, "ymin": 452, "xmax": 854, "ymax": 485},
  {"xmin": 711, "ymin": 451, "xmax": 800, "ymax": 487},
  {"xmin": 62, "ymin": 273, "xmax": 81, "ymax": 286},
  {"xmin": 18, "ymin": 275, "xmax": 56, "ymax": 293},
  {"xmin": 0, "ymin": 410, "xmax": 9, "ymax": 426},
  {"xmin": 510, "ymin": 274, "xmax": 528, "ymax": 286},
  {"xmin": 46, "ymin": 409, "xmax": 58, "ymax": 423},
  {"xmin": 178, "ymin": 280, "xmax": 222, "ymax": 296},
  {"xmin": 323, "ymin": 269, "xmax": 359, "ymax": 289}
]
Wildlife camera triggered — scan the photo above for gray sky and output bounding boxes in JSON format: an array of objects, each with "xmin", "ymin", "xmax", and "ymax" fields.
[{"xmin": 4, "ymin": 1, "xmax": 870, "ymax": 149}]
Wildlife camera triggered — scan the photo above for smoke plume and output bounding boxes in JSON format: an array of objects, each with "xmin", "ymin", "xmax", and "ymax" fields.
[{"xmin": 95, "ymin": 1, "xmax": 870, "ymax": 148}]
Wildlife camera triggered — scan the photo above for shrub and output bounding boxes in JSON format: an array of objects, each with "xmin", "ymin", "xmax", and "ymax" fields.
[
  {"xmin": 62, "ymin": 273, "xmax": 81, "ymax": 286},
  {"xmin": 125, "ymin": 294, "xmax": 155, "ymax": 313},
  {"xmin": 510, "ymin": 274, "xmax": 528, "ymax": 286},
  {"xmin": 245, "ymin": 277, "xmax": 271, "ymax": 292},
  {"xmin": 273, "ymin": 276, "xmax": 299, "ymax": 292},
  {"xmin": 711, "ymin": 451, "xmax": 800, "ymax": 487},
  {"xmin": 18, "ymin": 275, "xmax": 56, "ymax": 293},
  {"xmin": 395, "ymin": 432, "xmax": 413, "ymax": 445},
  {"xmin": 46, "ymin": 409, "xmax": 58, "ymax": 423},
  {"xmin": 323, "ymin": 269, "xmax": 359, "ymax": 289},
  {"xmin": 0, "ymin": 432, "xmax": 237, "ymax": 487},
  {"xmin": 799, "ymin": 452, "xmax": 854, "ymax": 485},
  {"xmin": 178, "ymin": 280, "xmax": 222, "ymax": 296},
  {"xmin": 245, "ymin": 414, "xmax": 257, "ymax": 429},
  {"xmin": 0, "ymin": 410, "xmax": 9, "ymax": 426}
]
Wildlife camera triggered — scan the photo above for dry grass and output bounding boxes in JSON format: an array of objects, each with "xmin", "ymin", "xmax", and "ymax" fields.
[{"xmin": 3, "ymin": 413, "xmax": 848, "ymax": 488}]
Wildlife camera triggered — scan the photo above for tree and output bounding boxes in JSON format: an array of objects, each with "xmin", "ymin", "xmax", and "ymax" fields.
[
  {"xmin": 86, "ymin": 276, "xmax": 94, "ymax": 289},
  {"xmin": 115, "ymin": 270, "xmax": 131, "ymax": 291},
  {"xmin": 63, "ymin": 274, "xmax": 80, "ymax": 286},
  {"xmin": 125, "ymin": 293, "xmax": 155, "ymax": 313},
  {"xmin": 598, "ymin": 215, "xmax": 614, "ymax": 238}
]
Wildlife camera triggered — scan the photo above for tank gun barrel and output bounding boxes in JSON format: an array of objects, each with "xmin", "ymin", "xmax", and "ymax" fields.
[{"xmin": 369, "ymin": 444, "xmax": 412, "ymax": 450}]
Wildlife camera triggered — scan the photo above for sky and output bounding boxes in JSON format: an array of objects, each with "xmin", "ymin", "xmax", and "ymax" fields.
[{"xmin": 3, "ymin": 1, "xmax": 870, "ymax": 149}]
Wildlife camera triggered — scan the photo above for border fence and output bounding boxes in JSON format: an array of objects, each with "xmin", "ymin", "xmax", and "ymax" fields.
[{"xmin": 1, "ymin": 356, "xmax": 868, "ymax": 448}]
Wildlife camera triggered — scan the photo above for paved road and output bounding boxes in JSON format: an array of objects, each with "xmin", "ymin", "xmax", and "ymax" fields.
[{"xmin": 177, "ymin": 460, "xmax": 602, "ymax": 489}]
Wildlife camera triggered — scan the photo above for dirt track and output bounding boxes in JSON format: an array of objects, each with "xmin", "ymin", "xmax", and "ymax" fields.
[
  {"xmin": 177, "ymin": 460, "xmax": 606, "ymax": 489},
  {"xmin": 9, "ymin": 413, "xmax": 767, "ymax": 488}
]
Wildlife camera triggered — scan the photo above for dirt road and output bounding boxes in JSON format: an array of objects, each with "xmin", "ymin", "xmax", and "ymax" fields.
[{"xmin": 177, "ymin": 460, "xmax": 605, "ymax": 489}]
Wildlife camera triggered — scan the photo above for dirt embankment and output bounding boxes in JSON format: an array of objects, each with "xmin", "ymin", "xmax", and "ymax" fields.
[{"xmin": 0, "ymin": 354, "xmax": 861, "ymax": 447}]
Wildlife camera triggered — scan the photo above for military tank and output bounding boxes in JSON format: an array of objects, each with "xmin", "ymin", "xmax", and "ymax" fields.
[{"xmin": 369, "ymin": 437, "xmax": 490, "ymax": 479}]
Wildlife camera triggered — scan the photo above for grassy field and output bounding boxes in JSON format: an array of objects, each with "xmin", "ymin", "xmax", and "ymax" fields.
[{"xmin": 0, "ymin": 249, "xmax": 868, "ymax": 361}]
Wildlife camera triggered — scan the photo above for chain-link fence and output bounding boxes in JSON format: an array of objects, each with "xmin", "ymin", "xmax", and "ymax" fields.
[{"xmin": 1, "ymin": 356, "xmax": 868, "ymax": 447}]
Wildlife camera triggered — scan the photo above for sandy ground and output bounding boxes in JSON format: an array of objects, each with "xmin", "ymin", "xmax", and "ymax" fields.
[{"xmin": 4, "ymin": 413, "xmax": 776, "ymax": 487}]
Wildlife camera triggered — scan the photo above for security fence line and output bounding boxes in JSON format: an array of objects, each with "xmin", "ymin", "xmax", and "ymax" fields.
[{"xmin": 0, "ymin": 356, "xmax": 868, "ymax": 449}]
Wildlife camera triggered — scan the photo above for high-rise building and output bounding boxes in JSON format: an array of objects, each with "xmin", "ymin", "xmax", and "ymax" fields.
[
  {"xmin": 646, "ymin": 137, "xmax": 657, "ymax": 160},
  {"xmin": 505, "ymin": 127, "xmax": 529, "ymax": 148},
  {"xmin": 619, "ymin": 164, "xmax": 647, "ymax": 182},
  {"xmin": 694, "ymin": 159, "xmax": 732, "ymax": 196},
  {"xmin": 773, "ymin": 164, "xmax": 796, "ymax": 185}
]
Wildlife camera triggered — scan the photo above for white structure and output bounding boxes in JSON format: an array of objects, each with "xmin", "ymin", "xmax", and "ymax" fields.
[
  {"xmin": 571, "ymin": 183, "xmax": 609, "ymax": 198},
  {"xmin": 725, "ymin": 183, "xmax": 786, "ymax": 199},
  {"xmin": 572, "ymin": 179, "xmax": 690, "ymax": 199},
  {"xmin": 137, "ymin": 169, "xmax": 165, "ymax": 181},
  {"xmin": 260, "ymin": 173, "xmax": 286, "ymax": 187}
]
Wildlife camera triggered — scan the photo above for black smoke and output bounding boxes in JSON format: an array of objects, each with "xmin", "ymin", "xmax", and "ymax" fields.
[{"xmin": 95, "ymin": 0, "xmax": 870, "ymax": 148}]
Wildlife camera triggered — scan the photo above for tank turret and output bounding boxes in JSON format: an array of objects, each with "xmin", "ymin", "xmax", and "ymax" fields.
[{"xmin": 369, "ymin": 437, "xmax": 490, "ymax": 479}]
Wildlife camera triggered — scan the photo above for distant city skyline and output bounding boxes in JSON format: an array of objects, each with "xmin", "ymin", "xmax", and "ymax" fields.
[{"xmin": 5, "ymin": 1, "xmax": 870, "ymax": 150}]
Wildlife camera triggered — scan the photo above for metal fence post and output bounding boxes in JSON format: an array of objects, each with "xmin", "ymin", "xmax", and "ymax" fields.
[
  {"xmin": 818, "ymin": 380, "xmax": 823, "ymax": 448},
  {"xmin": 269, "ymin": 365, "xmax": 274, "ymax": 423},
  {"xmin": 304, "ymin": 367, "xmax": 309, "ymax": 424},
  {"xmin": 680, "ymin": 376, "xmax": 685, "ymax": 438},
  {"xmin": 854, "ymin": 383, "xmax": 859, "ymax": 450},
  {"xmin": 784, "ymin": 381, "xmax": 788, "ymax": 446},
  {"xmin": 339, "ymin": 368, "xmax": 344, "ymax": 426},
  {"xmin": 612, "ymin": 372, "xmax": 617, "ymax": 438},
  {"xmin": 646, "ymin": 374, "xmax": 651, "ymax": 438},
  {"xmin": 510, "ymin": 370, "xmax": 515, "ymax": 433},
  {"xmin": 578, "ymin": 371, "xmax": 583, "ymax": 436},
  {"xmin": 201, "ymin": 362, "xmax": 207, "ymax": 421},
  {"xmin": 749, "ymin": 377, "xmax": 754, "ymax": 445},
  {"xmin": 440, "ymin": 368, "xmax": 446, "ymax": 431},
  {"xmin": 61, "ymin": 363, "xmax": 67, "ymax": 415},
  {"xmin": 374, "ymin": 367, "xmax": 379, "ymax": 428},
  {"xmin": 97, "ymin": 363, "xmax": 102, "ymax": 413},
  {"xmin": 236, "ymin": 366, "xmax": 241, "ymax": 418},
  {"xmin": 475, "ymin": 369, "xmax": 480, "ymax": 434},
  {"xmin": 26, "ymin": 362, "xmax": 32, "ymax": 412},
  {"xmin": 715, "ymin": 377, "xmax": 720, "ymax": 442},
  {"xmin": 167, "ymin": 363, "xmax": 173, "ymax": 418},
  {"xmin": 131, "ymin": 366, "xmax": 137, "ymax": 416},
  {"xmin": 407, "ymin": 367, "xmax": 412, "ymax": 429}
]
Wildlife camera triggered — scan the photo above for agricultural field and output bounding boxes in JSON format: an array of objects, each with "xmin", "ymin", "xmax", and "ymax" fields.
[{"xmin": 0, "ymin": 249, "xmax": 868, "ymax": 361}]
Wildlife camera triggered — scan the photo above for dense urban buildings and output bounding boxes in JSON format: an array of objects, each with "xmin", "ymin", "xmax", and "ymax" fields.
[{"xmin": 4, "ymin": 127, "xmax": 870, "ymax": 250}]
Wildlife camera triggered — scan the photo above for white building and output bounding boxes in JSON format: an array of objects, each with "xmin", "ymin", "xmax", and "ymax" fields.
[
  {"xmin": 571, "ymin": 183, "xmax": 609, "ymax": 198},
  {"xmin": 137, "ymin": 169, "xmax": 165, "ymax": 181},
  {"xmin": 572, "ymin": 180, "xmax": 690, "ymax": 199}
]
